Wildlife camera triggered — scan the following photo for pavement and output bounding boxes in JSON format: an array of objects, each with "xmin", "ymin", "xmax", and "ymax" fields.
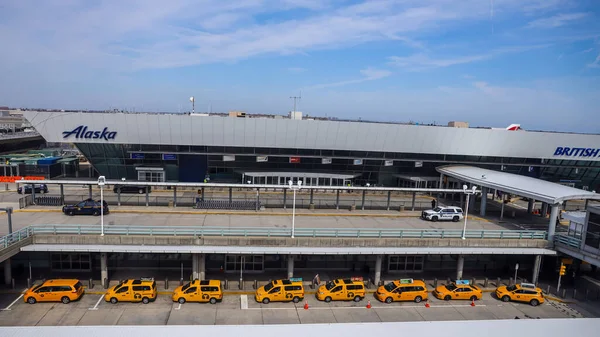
[{"xmin": 0, "ymin": 287, "xmax": 588, "ymax": 326}]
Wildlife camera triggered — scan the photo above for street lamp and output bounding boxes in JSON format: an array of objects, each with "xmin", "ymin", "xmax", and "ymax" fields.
[
  {"xmin": 98, "ymin": 176, "xmax": 106, "ymax": 236},
  {"xmin": 288, "ymin": 180, "xmax": 302, "ymax": 238},
  {"xmin": 461, "ymin": 185, "xmax": 477, "ymax": 240}
]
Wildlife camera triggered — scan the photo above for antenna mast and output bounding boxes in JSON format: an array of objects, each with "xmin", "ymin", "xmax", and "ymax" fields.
[{"xmin": 289, "ymin": 92, "xmax": 301, "ymax": 112}]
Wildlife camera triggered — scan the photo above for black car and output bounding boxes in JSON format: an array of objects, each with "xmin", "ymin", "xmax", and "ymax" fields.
[
  {"xmin": 113, "ymin": 184, "xmax": 151, "ymax": 194},
  {"xmin": 18, "ymin": 184, "xmax": 48, "ymax": 194},
  {"xmin": 63, "ymin": 199, "xmax": 109, "ymax": 216}
]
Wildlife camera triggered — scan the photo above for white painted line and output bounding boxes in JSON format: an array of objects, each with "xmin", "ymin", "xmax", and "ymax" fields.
[
  {"xmin": 240, "ymin": 295, "xmax": 248, "ymax": 310},
  {"xmin": 88, "ymin": 295, "xmax": 104, "ymax": 310},
  {"xmin": 175, "ymin": 303, "xmax": 182, "ymax": 310},
  {"xmin": 1, "ymin": 294, "xmax": 24, "ymax": 311},
  {"xmin": 246, "ymin": 304, "xmax": 488, "ymax": 310}
]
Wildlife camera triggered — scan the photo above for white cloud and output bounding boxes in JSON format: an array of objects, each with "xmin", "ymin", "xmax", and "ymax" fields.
[
  {"xmin": 588, "ymin": 53, "xmax": 600, "ymax": 69},
  {"xmin": 527, "ymin": 12, "xmax": 588, "ymax": 28},
  {"xmin": 304, "ymin": 67, "xmax": 391, "ymax": 89}
]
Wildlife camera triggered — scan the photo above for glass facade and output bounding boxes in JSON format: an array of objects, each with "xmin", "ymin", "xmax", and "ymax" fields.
[{"xmin": 75, "ymin": 142, "xmax": 600, "ymax": 188}]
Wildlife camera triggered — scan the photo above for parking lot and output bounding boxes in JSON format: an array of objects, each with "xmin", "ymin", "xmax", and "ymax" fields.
[{"xmin": 0, "ymin": 290, "xmax": 585, "ymax": 326}]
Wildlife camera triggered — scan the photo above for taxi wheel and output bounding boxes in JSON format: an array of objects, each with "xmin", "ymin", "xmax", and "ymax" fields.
[
  {"xmin": 470, "ymin": 296, "xmax": 477, "ymax": 302},
  {"xmin": 530, "ymin": 299, "xmax": 539, "ymax": 307},
  {"xmin": 432, "ymin": 216, "xmax": 438, "ymax": 222},
  {"xmin": 61, "ymin": 296, "xmax": 70, "ymax": 304},
  {"xmin": 414, "ymin": 296, "xmax": 422, "ymax": 303},
  {"xmin": 68, "ymin": 210, "xmax": 74, "ymax": 216},
  {"xmin": 385, "ymin": 297, "xmax": 393, "ymax": 304},
  {"xmin": 444, "ymin": 295, "xmax": 451, "ymax": 301},
  {"xmin": 178, "ymin": 297, "xmax": 186, "ymax": 304},
  {"xmin": 110, "ymin": 297, "xmax": 118, "ymax": 304},
  {"xmin": 292, "ymin": 296, "xmax": 300, "ymax": 303},
  {"xmin": 452, "ymin": 216, "xmax": 459, "ymax": 222},
  {"xmin": 27, "ymin": 297, "xmax": 36, "ymax": 304},
  {"xmin": 210, "ymin": 298, "xmax": 217, "ymax": 304},
  {"xmin": 142, "ymin": 297, "xmax": 149, "ymax": 304},
  {"xmin": 353, "ymin": 296, "xmax": 361, "ymax": 302},
  {"xmin": 502, "ymin": 295, "xmax": 511, "ymax": 302},
  {"xmin": 93, "ymin": 210, "xmax": 100, "ymax": 216},
  {"xmin": 324, "ymin": 296, "xmax": 332, "ymax": 303},
  {"xmin": 262, "ymin": 298, "xmax": 270, "ymax": 304}
]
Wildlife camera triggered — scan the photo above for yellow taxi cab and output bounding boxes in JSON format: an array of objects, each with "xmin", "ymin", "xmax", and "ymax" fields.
[
  {"xmin": 24, "ymin": 279, "xmax": 84, "ymax": 304},
  {"xmin": 375, "ymin": 278, "xmax": 428, "ymax": 303},
  {"xmin": 495, "ymin": 282, "xmax": 545, "ymax": 306},
  {"xmin": 255, "ymin": 278, "xmax": 304, "ymax": 304},
  {"xmin": 104, "ymin": 278, "xmax": 157, "ymax": 304},
  {"xmin": 172, "ymin": 279, "xmax": 223, "ymax": 304},
  {"xmin": 433, "ymin": 280, "xmax": 482, "ymax": 301},
  {"xmin": 317, "ymin": 277, "xmax": 366, "ymax": 303}
]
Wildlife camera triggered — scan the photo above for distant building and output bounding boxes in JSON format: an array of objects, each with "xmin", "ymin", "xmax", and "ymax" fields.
[{"xmin": 448, "ymin": 121, "xmax": 469, "ymax": 128}]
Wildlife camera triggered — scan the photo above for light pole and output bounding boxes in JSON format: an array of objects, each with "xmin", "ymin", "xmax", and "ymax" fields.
[
  {"xmin": 461, "ymin": 185, "xmax": 477, "ymax": 240},
  {"xmin": 98, "ymin": 176, "xmax": 106, "ymax": 236},
  {"xmin": 514, "ymin": 263, "xmax": 519, "ymax": 284},
  {"xmin": 189, "ymin": 96, "xmax": 195, "ymax": 113},
  {"xmin": 288, "ymin": 180, "xmax": 302, "ymax": 238}
]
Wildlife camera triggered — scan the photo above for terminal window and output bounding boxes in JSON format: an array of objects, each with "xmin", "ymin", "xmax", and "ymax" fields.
[
  {"xmin": 51, "ymin": 253, "xmax": 91, "ymax": 271},
  {"xmin": 388, "ymin": 256, "xmax": 424, "ymax": 272}
]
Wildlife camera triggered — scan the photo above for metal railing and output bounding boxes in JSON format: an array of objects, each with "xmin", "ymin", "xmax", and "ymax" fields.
[
  {"xmin": 0, "ymin": 225, "xmax": 547, "ymax": 248},
  {"xmin": 554, "ymin": 234, "xmax": 582, "ymax": 249}
]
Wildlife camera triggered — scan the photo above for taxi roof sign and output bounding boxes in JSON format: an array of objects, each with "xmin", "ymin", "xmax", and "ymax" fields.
[
  {"xmin": 521, "ymin": 283, "xmax": 536, "ymax": 289},
  {"xmin": 289, "ymin": 278, "xmax": 303, "ymax": 282},
  {"xmin": 399, "ymin": 278, "xmax": 414, "ymax": 284},
  {"xmin": 140, "ymin": 277, "xmax": 154, "ymax": 281},
  {"xmin": 350, "ymin": 277, "xmax": 364, "ymax": 281},
  {"xmin": 455, "ymin": 280, "xmax": 470, "ymax": 285}
]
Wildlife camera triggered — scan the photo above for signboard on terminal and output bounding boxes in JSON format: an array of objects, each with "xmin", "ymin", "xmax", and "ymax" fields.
[
  {"xmin": 322, "ymin": 158, "xmax": 332, "ymax": 164},
  {"xmin": 290, "ymin": 157, "xmax": 301, "ymax": 163},
  {"xmin": 62, "ymin": 125, "xmax": 117, "ymax": 140},
  {"xmin": 131, "ymin": 153, "xmax": 144, "ymax": 159},
  {"xmin": 384, "ymin": 160, "xmax": 393, "ymax": 167},
  {"xmin": 256, "ymin": 156, "xmax": 268, "ymax": 162},
  {"xmin": 554, "ymin": 147, "xmax": 600, "ymax": 158},
  {"xmin": 353, "ymin": 159, "xmax": 363, "ymax": 165},
  {"xmin": 162, "ymin": 154, "xmax": 177, "ymax": 160}
]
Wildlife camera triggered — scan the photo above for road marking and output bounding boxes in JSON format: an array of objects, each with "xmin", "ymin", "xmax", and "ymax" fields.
[
  {"xmin": 88, "ymin": 295, "xmax": 104, "ymax": 310},
  {"xmin": 245, "ymin": 303, "xmax": 489, "ymax": 310},
  {"xmin": 175, "ymin": 303, "xmax": 182, "ymax": 310},
  {"xmin": 240, "ymin": 295, "xmax": 248, "ymax": 310},
  {"xmin": 1, "ymin": 294, "xmax": 24, "ymax": 311}
]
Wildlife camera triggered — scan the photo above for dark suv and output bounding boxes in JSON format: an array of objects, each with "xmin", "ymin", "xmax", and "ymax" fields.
[
  {"xmin": 63, "ymin": 199, "xmax": 109, "ymax": 216},
  {"xmin": 113, "ymin": 184, "xmax": 151, "ymax": 194},
  {"xmin": 18, "ymin": 184, "xmax": 48, "ymax": 194}
]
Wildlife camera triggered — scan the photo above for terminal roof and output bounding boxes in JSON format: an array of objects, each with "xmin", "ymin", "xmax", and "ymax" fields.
[
  {"xmin": 21, "ymin": 244, "xmax": 557, "ymax": 256},
  {"xmin": 436, "ymin": 165, "xmax": 600, "ymax": 205}
]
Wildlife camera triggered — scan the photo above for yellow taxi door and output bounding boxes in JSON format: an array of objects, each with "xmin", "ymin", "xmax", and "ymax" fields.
[
  {"xmin": 454, "ymin": 287, "xmax": 465, "ymax": 299},
  {"xmin": 330, "ymin": 286, "xmax": 344, "ymax": 300},
  {"xmin": 513, "ymin": 289, "xmax": 526, "ymax": 302},
  {"xmin": 185, "ymin": 286, "xmax": 198, "ymax": 302},
  {"xmin": 116, "ymin": 286, "xmax": 130, "ymax": 301},
  {"xmin": 268, "ymin": 286, "xmax": 283, "ymax": 301},
  {"xmin": 458, "ymin": 287, "xmax": 474, "ymax": 300},
  {"xmin": 37, "ymin": 286, "xmax": 52, "ymax": 302}
]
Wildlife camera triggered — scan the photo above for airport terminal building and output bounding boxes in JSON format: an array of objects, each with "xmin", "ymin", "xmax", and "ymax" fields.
[{"xmin": 23, "ymin": 111, "xmax": 600, "ymax": 190}]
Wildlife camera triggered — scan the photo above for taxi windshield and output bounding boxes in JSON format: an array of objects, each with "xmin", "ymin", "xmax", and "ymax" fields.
[
  {"xmin": 264, "ymin": 282, "xmax": 274, "ymax": 292},
  {"xmin": 506, "ymin": 285, "xmax": 517, "ymax": 291},
  {"xmin": 445, "ymin": 284, "xmax": 457, "ymax": 291},
  {"xmin": 325, "ymin": 281, "xmax": 336, "ymax": 291},
  {"xmin": 182, "ymin": 282, "xmax": 191, "ymax": 291},
  {"xmin": 114, "ymin": 281, "xmax": 125, "ymax": 292},
  {"xmin": 383, "ymin": 282, "xmax": 397, "ymax": 292}
]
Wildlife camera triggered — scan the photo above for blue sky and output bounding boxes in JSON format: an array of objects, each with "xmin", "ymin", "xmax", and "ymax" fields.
[{"xmin": 1, "ymin": 0, "xmax": 599, "ymax": 133}]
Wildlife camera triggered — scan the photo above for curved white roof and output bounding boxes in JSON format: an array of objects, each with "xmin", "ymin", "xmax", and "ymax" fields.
[{"xmin": 436, "ymin": 165, "xmax": 600, "ymax": 204}]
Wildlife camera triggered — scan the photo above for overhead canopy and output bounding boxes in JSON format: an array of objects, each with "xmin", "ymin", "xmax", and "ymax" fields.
[
  {"xmin": 437, "ymin": 165, "xmax": 600, "ymax": 205},
  {"xmin": 21, "ymin": 244, "xmax": 557, "ymax": 256}
]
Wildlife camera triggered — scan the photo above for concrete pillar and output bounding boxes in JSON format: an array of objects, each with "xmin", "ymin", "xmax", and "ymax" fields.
[
  {"xmin": 100, "ymin": 253, "xmax": 108, "ymax": 287},
  {"xmin": 31, "ymin": 184, "xmax": 36, "ymax": 204},
  {"xmin": 411, "ymin": 192, "xmax": 416, "ymax": 211},
  {"xmin": 310, "ymin": 189, "xmax": 314, "ymax": 205},
  {"xmin": 541, "ymin": 202, "xmax": 548, "ymax": 217},
  {"xmin": 548, "ymin": 205, "xmax": 559, "ymax": 242},
  {"xmin": 374, "ymin": 255, "xmax": 383, "ymax": 286},
  {"xmin": 500, "ymin": 194, "xmax": 505, "ymax": 220},
  {"xmin": 4, "ymin": 259, "xmax": 11, "ymax": 285},
  {"xmin": 456, "ymin": 255, "xmax": 464, "ymax": 280},
  {"xmin": 361, "ymin": 190, "xmax": 366, "ymax": 210},
  {"xmin": 335, "ymin": 190, "xmax": 340, "ymax": 210},
  {"xmin": 60, "ymin": 184, "xmax": 64, "ymax": 203},
  {"xmin": 173, "ymin": 186, "xmax": 177, "ymax": 207},
  {"xmin": 145, "ymin": 188, "xmax": 149, "ymax": 207},
  {"xmin": 287, "ymin": 256, "xmax": 294, "ymax": 279},
  {"xmin": 532, "ymin": 255, "xmax": 542, "ymax": 284},
  {"xmin": 117, "ymin": 188, "xmax": 121, "ymax": 206},
  {"xmin": 527, "ymin": 199, "xmax": 534, "ymax": 214},
  {"xmin": 199, "ymin": 254, "xmax": 206, "ymax": 281},
  {"xmin": 386, "ymin": 190, "xmax": 391, "ymax": 211},
  {"xmin": 192, "ymin": 254, "xmax": 199, "ymax": 280},
  {"xmin": 479, "ymin": 187, "xmax": 488, "ymax": 217},
  {"xmin": 88, "ymin": 185, "xmax": 92, "ymax": 199}
]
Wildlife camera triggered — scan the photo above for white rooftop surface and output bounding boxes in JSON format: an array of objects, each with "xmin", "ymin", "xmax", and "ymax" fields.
[
  {"xmin": 437, "ymin": 165, "xmax": 600, "ymax": 204},
  {"xmin": 242, "ymin": 171, "xmax": 358, "ymax": 179},
  {"xmin": 21, "ymin": 244, "xmax": 557, "ymax": 256},
  {"xmin": 1, "ymin": 319, "xmax": 598, "ymax": 337}
]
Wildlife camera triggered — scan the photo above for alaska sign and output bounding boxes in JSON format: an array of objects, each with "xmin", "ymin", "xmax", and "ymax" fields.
[{"xmin": 62, "ymin": 125, "xmax": 117, "ymax": 140}]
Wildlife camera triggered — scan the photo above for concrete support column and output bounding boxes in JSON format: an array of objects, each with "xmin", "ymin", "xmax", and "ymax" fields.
[
  {"xmin": 335, "ymin": 190, "xmax": 340, "ymax": 210},
  {"xmin": 361, "ymin": 190, "xmax": 366, "ymax": 210},
  {"xmin": 532, "ymin": 255, "xmax": 542, "ymax": 284},
  {"xmin": 60, "ymin": 184, "xmax": 64, "ymax": 203},
  {"xmin": 199, "ymin": 254, "xmax": 206, "ymax": 281},
  {"xmin": 287, "ymin": 256, "xmax": 294, "ymax": 279},
  {"xmin": 500, "ymin": 194, "xmax": 505, "ymax": 220},
  {"xmin": 310, "ymin": 189, "xmax": 314, "ymax": 205},
  {"xmin": 145, "ymin": 188, "xmax": 149, "ymax": 207},
  {"xmin": 411, "ymin": 192, "xmax": 416, "ymax": 211},
  {"xmin": 31, "ymin": 184, "xmax": 36, "ymax": 204},
  {"xmin": 541, "ymin": 202, "xmax": 548, "ymax": 217},
  {"xmin": 527, "ymin": 199, "xmax": 534, "ymax": 214},
  {"xmin": 548, "ymin": 205, "xmax": 559, "ymax": 242},
  {"xmin": 88, "ymin": 185, "xmax": 92, "ymax": 199},
  {"xmin": 456, "ymin": 255, "xmax": 465, "ymax": 280},
  {"xmin": 4, "ymin": 259, "xmax": 11, "ymax": 285},
  {"xmin": 283, "ymin": 189, "xmax": 287, "ymax": 209},
  {"xmin": 100, "ymin": 253, "xmax": 108, "ymax": 287},
  {"xmin": 386, "ymin": 190, "xmax": 391, "ymax": 211},
  {"xmin": 192, "ymin": 254, "xmax": 199, "ymax": 280},
  {"xmin": 374, "ymin": 255, "xmax": 383, "ymax": 286},
  {"xmin": 479, "ymin": 187, "xmax": 488, "ymax": 217},
  {"xmin": 117, "ymin": 188, "xmax": 121, "ymax": 206}
]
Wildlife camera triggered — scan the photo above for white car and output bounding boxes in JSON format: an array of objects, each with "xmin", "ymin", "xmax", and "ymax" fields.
[{"xmin": 421, "ymin": 206, "xmax": 464, "ymax": 222}]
